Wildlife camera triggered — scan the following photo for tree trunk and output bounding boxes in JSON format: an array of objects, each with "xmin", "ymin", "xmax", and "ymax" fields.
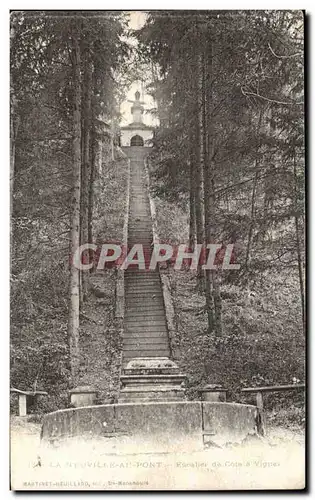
[
  {"xmin": 195, "ymin": 61, "xmax": 205, "ymax": 285},
  {"xmin": 244, "ymin": 110, "xmax": 264, "ymax": 270},
  {"xmin": 244, "ymin": 170, "xmax": 258, "ymax": 271},
  {"xmin": 80, "ymin": 48, "xmax": 92, "ymax": 300},
  {"xmin": 68, "ymin": 29, "xmax": 82, "ymax": 384},
  {"xmin": 203, "ymin": 42, "xmax": 222, "ymax": 337},
  {"xmin": 293, "ymin": 154, "xmax": 305, "ymax": 334},
  {"xmin": 10, "ymin": 95, "xmax": 20, "ymax": 216},
  {"xmin": 189, "ymin": 149, "xmax": 196, "ymax": 252},
  {"xmin": 88, "ymin": 71, "xmax": 97, "ymax": 263}
]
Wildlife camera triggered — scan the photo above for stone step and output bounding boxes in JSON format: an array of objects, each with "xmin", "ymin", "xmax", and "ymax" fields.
[
  {"xmin": 125, "ymin": 305, "xmax": 165, "ymax": 312},
  {"xmin": 124, "ymin": 247, "xmax": 153, "ymax": 252},
  {"xmin": 125, "ymin": 293, "xmax": 163, "ymax": 298},
  {"xmin": 125, "ymin": 288, "xmax": 163, "ymax": 295},
  {"xmin": 125, "ymin": 301, "xmax": 164, "ymax": 308},
  {"xmin": 125, "ymin": 298, "xmax": 164, "ymax": 304},
  {"xmin": 129, "ymin": 202, "xmax": 149, "ymax": 206},
  {"xmin": 126, "ymin": 278, "xmax": 160, "ymax": 283},
  {"xmin": 129, "ymin": 213, "xmax": 151, "ymax": 218},
  {"xmin": 125, "ymin": 290, "xmax": 163, "ymax": 296},
  {"xmin": 125, "ymin": 281, "xmax": 162, "ymax": 287},
  {"xmin": 123, "ymin": 340, "xmax": 169, "ymax": 348},
  {"xmin": 125, "ymin": 315, "xmax": 166, "ymax": 323},
  {"xmin": 128, "ymin": 231, "xmax": 152, "ymax": 236},
  {"xmin": 129, "ymin": 218, "xmax": 150, "ymax": 221},
  {"xmin": 125, "ymin": 304, "xmax": 165, "ymax": 311},
  {"xmin": 128, "ymin": 229, "xmax": 152, "ymax": 233},
  {"xmin": 126, "ymin": 286, "xmax": 161, "ymax": 291},
  {"xmin": 123, "ymin": 332, "xmax": 168, "ymax": 339},
  {"xmin": 125, "ymin": 282, "xmax": 160, "ymax": 287},
  {"xmin": 129, "ymin": 218, "xmax": 151, "ymax": 222},
  {"xmin": 127, "ymin": 241, "xmax": 153, "ymax": 246},
  {"xmin": 120, "ymin": 385, "xmax": 183, "ymax": 393},
  {"xmin": 125, "ymin": 316, "xmax": 166, "ymax": 323},
  {"xmin": 129, "ymin": 197, "xmax": 149, "ymax": 200},
  {"xmin": 118, "ymin": 390, "xmax": 184, "ymax": 401},
  {"xmin": 125, "ymin": 323, "xmax": 168, "ymax": 331},
  {"xmin": 125, "ymin": 277, "xmax": 160, "ymax": 283},
  {"xmin": 126, "ymin": 293, "xmax": 163, "ymax": 299},
  {"xmin": 129, "ymin": 194, "xmax": 149, "ymax": 198},
  {"xmin": 126, "ymin": 272, "xmax": 159, "ymax": 277},
  {"xmin": 125, "ymin": 273, "xmax": 160, "ymax": 279},
  {"xmin": 123, "ymin": 330, "xmax": 168, "ymax": 337},
  {"xmin": 125, "ymin": 320, "xmax": 167, "ymax": 329},
  {"xmin": 128, "ymin": 240, "xmax": 154, "ymax": 244},
  {"xmin": 125, "ymin": 316, "xmax": 166, "ymax": 322},
  {"xmin": 128, "ymin": 212, "xmax": 150, "ymax": 216},
  {"xmin": 126, "ymin": 283, "xmax": 163, "ymax": 298},
  {"xmin": 125, "ymin": 312, "xmax": 165, "ymax": 321},
  {"xmin": 129, "ymin": 201, "xmax": 150, "ymax": 204},
  {"xmin": 120, "ymin": 374, "xmax": 185, "ymax": 383},
  {"xmin": 118, "ymin": 396, "xmax": 184, "ymax": 403},
  {"xmin": 127, "ymin": 235, "xmax": 153, "ymax": 239},
  {"xmin": 129, "ymin": 198, "xmax": 149, "ymax": 202},
  {"xmin": 126, "ymin": 246, "xmax": 153, "ymax": 250},
  {"xmin": 128, "ymin": 213, "xmax": 150, "ymax": 216},
  {"xmin": 125, "ymin": 279, "xmax": 162, "ymax": 285},
  {"xmin": 123, "ymin": 349, "xmax": 170, "ymax": 358},
  {"xmin": 128, "ymin": 224, "xmax": 151, "ymax": 227},
  {"xmin": 125, "ymin": 271, "xmax": 159, "ymax": 277},
  {"xmin": 126, "ymin": 287, "xmax": 162, "ymax": 293},
  {"xmin": 129, "ymin": 198, "xmax": 150, "ymax": 202},
  {"xmin": 129, "ymin": 212, "xmax": 150, "ymax": 216},
  {"xmin": 125, "ymin": 327, "xmax": 168, "ymax": 335},
  {"xmin": 125, "ymin": 301, "xmax": 164, "ymax": 307},
  {"xmin": 126, "ymin": 299, "xmax": 165, "ymax": 312},
  {"xmin": 123, "ymin": 343, "xmax": 169, "ymax": 351},
  {"xmin": 124, "ymin": 332, "xmax": 167, "ymax": 339}
]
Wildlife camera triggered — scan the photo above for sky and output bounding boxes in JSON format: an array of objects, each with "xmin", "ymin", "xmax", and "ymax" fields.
[{"xmin": 119, "ymin": 12, "xmax": 159, "ymax": 127}]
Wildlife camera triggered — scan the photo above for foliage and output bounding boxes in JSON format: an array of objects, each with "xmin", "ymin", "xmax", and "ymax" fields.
[
  {"xmin": 138, "ymin": 10, "xmax": 305, "ymax": 336},
  {"xmin": 10, "ymin": 11, "xmax": 130, "ymax": 405}
]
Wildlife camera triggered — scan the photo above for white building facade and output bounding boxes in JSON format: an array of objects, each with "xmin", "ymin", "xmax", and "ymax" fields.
[{"xmin": 120, "ymin": 91, "xmax": 154, "ymax": 147}]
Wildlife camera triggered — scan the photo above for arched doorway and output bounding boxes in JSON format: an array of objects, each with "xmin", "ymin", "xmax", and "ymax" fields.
[{"xmin": 130, "ymin": 134, "xmax": 144, "ymax": 146}]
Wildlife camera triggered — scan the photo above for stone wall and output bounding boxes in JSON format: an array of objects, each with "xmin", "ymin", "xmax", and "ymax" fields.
[{"xmin": 41, "ymin": 401, "xmax": 259, "ymax": 452}]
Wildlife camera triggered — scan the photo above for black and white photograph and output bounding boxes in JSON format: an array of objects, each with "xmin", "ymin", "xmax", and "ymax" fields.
[{"xmin": 10, "ymin": 9, "xmax": 305, "ymax": 491}]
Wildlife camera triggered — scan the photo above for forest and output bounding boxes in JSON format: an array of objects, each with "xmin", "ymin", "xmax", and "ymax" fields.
[{"xmin": 10, "ymin": 10, "xmax": 305, "ymax": 427}]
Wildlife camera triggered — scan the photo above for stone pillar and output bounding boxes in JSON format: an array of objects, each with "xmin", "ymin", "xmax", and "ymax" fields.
[
  {"xmin": 199, "ymin": 385, "xmax": 227, "ymax": 402},
  {"xmin": 69, "ymin": 386, "xmax": 97, "ymax": 408},
  {"xmin": 18, "ymin": 394, "xmax": 27, "ymax": 416}
]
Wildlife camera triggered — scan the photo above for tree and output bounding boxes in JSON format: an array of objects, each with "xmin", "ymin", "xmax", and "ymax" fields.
[
  {"xmin": 68, "ymin": 23, "xmax": 82, "ymax": 383},
  {"xmin": 10, "ymin": 10, "xmax": 129, "ymax": 391},
  {"xmin": 136, "ymin": 10, "xmax": 304, "ymax": 342}
]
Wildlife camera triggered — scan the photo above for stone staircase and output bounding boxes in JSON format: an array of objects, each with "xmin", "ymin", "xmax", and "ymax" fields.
[
  {"xmin": 123, "ymin": 151, "xmax": 171, "ymax": 363},
  {"xmin": 119, "ymin": 357, "xmax": 186, "ymax": 403},
  {"xmin": 119, "ymin": 147, "xmax": 186, "ymax": 403}
]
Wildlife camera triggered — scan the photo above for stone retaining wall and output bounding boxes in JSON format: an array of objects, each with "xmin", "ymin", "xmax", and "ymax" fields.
[
  {"xmin": 115, "ymin": 156, "xmax": 130, "ymax": 383},
  {"xmin": 41, "ymin": 401, "xmax": 258, "ymax": 453}
]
